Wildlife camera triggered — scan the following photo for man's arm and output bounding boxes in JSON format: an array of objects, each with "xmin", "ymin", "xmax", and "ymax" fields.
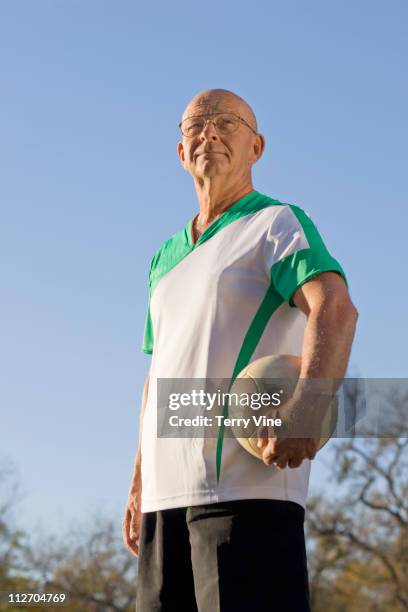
[
  {"xmin": 132, "ymin": 367, "xmax": 150, "ymax": 473},
  {"xmin": 258, "ymin": 271, "xmax": 358, "ymax": 468},
  {"xmin": 122, "ymin": 367, "xmax": 150, "ymax": 557},
  {"xmin": 292, "ymin": 271, "xmax": 358, "ymax": 380}
]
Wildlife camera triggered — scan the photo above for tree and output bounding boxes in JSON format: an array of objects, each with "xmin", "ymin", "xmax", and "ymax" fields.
[
  {"xmin": 306, "ymin": 435, "xmax": 408, "ymax": 611},
  {"xmin": 25, "ymin": 517, "xmax": 137, "ymax": 611},
  {"xmin": 0, "ymin": 461, "xmax": 36, "ymax": 611},
  {"xmin": 0, "ymin": 460, "xmax": 137, "ymax": 611}
]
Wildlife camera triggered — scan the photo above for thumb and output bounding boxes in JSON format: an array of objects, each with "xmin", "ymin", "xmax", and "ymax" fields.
[
  {"xmin": 257, "ymin": 437, "xmax": 267, "ymax": 449},
  {"xmin": 256, "ymin": 426, "xmax": 267, "ymax": 447}
]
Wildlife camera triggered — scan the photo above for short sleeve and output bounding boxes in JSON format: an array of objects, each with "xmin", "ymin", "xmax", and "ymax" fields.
[
  {"xmin": 270, "ymin": 205, "xmax": 348, "ymax": 307},
  {"xmin": 141, "ymin": 305, "xmax": 154, "ymax": 354},
  {"xmin": 141, "ymin": 258, "xmax": 155, "ymax": 354}
]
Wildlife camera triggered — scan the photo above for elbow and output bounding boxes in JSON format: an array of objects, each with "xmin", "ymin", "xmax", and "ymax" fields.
[
  {"xmin": 346, "ymin": 301, "xmax": 359, "ymax": 322},
  {"xmin": 349, "ymin": 301, "xmax": 359, "ymax": 323},
  {"xmin": 334, "ymin": 298, "xmax": 359, "ymax": 332},
  {"xmin": 319, "ymin": 295, "xmax": 359, "ymax": 326}
]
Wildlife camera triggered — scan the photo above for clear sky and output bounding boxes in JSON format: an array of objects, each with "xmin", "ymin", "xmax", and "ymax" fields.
[{"xmin": 1, "ymin": 1, "xmax": 407, "ymax": 535}]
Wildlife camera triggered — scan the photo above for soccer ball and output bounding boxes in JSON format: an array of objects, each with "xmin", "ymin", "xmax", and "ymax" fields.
[{"xmin": 228, "ymin": 354, "xmax": 338, "ymax": 460}]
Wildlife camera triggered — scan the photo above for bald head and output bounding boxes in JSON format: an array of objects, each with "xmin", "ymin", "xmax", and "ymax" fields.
[
  {"xmin": 182, "ymin": 89, "xmax": 258, "ymax": 132},
  {"xmin": 178, "ymin": 88, "xmax": 265, "ymax": 187}
]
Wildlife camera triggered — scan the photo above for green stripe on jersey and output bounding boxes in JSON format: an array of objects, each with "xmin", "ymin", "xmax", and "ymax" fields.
[
  {"xmin": 271, "ymin": 205, "xmax": 348, "ymax": 306},
  {"xmin": 216, "ymin": 283, "xmax": 284, "ymax": 482}
]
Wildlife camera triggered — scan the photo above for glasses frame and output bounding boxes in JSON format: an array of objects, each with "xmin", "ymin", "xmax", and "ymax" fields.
[{"xmin": 179, "ymin": 112, "xmax": 258, "ymax": 138}]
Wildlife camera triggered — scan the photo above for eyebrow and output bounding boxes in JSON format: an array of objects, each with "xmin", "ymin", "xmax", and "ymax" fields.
[{"xmin": 183, "ymin": 110, "xmax": 248, "ymax": 120}]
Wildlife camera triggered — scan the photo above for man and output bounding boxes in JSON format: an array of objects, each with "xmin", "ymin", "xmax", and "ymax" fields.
[{"xmin": 123, "ymin": 89, "xmax": 358, "ymax": 611}]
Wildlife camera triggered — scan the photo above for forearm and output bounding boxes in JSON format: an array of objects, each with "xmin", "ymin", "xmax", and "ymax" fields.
[
  {"xmin": 123, "ymin": 369, "xmax": 150, "ymax": 555},
  {"xmin": 299, "ymin": 298, "xmax": 358, "ymax": 381},
  {"xmin": 131, "ymin": 369, "xmax": 150, "ymax": 481},
  {"xmin": 291, "ymin": 297, "xmax": 358, "ymax": 420}
]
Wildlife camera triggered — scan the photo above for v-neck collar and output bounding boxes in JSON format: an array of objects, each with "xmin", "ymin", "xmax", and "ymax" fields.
[{"xmin": 185, "ymin": 190, "xmax": 261, "ymax": 248}]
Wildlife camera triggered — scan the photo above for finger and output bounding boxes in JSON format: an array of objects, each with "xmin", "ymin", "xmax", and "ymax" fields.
[
  {"xmin": 124, "ymin": 525, "xmax": 139, "ymax": 556},
  {"xmin": 122, "ymin": 511, "xmax": 131, "ymax": 540},
  {"xmin": 123, "ymin": 509, "xmax": 139, "ymax": 547},
  {"xmin": 126, "ymin": 538, "xmax": 139, "ymax": 557},
  {"xmin": 274, "ymin": 455, "xmax": 289, "ymax": 469},
  {"xmin": 125, "ymin": 524, "xmax": 135, "ymax": 547},
  {"xmin": 261, "ymin": 441, "xmax": 279, "ymax": 465},
  {"xmin": 256, "ymin": 427, "xmax": 271, "ymax": 449},
  {"xmin": 306, "ymin": 439, "xmax": 319, "ymax": 460},
  {"xmin": 268, "ymin": 442, "xmax": 291, "ymax": 468},
  {"xmin": 288, "ymin": 455, "xmax": 304, "ymax": 469},
  {"xmin": 267, "ymin": 423, "xmax": 275, "ymax": 439},
  {"xmin": 130, "ymin": 515, "xmax": 140, "ymax": 540},
  {"xmin": 130, "ymin": 527, "xmax": 140, "ymax": 557},
  {"xmin": 256, "ymin": 425, "xmax": 269, "ymax": 447},
  {"xmin": 264, "ymin": 445, "xmax": 283, "ymax": 463},
  {"xmin": 124, "ymin": 528, "xmax": 135, "ymax": 551}
]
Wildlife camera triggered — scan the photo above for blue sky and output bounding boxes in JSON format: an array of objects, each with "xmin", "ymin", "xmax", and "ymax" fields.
[{"xmin": 1, "ymin": 1, "xmax": 407, "ymax": 535}]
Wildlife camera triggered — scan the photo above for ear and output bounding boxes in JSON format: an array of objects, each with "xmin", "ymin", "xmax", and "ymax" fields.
[
  {"xmin": 177, "ymin": 141, "xmax": 186, "ymax": 168},
  {"xmin": 249, "ymin": 133, "xmax": 265, "ymax": 165}
]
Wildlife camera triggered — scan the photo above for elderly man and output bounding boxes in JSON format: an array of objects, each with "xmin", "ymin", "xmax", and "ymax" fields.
[{"xmin": 123, "ymin": 89, "xmax": 358, "ymax": 611}]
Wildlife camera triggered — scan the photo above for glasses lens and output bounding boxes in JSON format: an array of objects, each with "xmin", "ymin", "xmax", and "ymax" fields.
[
  {"xmin": 181, "ymin": 113, "xmax": 240, "ymax": 137},
  {"xmin": 214, "ymin": 113, "xmax": 239, "ymax": 133},
  {"xmin": 182, "ymin": 117, "xmax": 206, "ymax": 137}
]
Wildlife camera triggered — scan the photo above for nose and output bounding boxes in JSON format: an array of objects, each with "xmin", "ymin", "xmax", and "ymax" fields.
[{"xmin": 199, "ymin": 119, "xmax": 219, "ymax": 141}]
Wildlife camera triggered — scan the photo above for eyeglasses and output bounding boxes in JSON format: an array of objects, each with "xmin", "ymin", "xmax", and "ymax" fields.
[{"xmin": 179, "ymin": 112, "xmax": 258, "ymax": 138}]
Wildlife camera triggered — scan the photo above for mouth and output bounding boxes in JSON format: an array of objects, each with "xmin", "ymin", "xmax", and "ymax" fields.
[{"xmin": 196, "ymin": 151, "xmax": 226, "ymax": 159}]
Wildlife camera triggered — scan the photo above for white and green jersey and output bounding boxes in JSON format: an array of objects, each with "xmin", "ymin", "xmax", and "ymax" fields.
[{"xmin": 140, "ymin": 190, "xmax": 347, "ymax": 512}]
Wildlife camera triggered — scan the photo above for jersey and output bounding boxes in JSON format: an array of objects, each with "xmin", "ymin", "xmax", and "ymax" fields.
[{"xmin": 140, "ymin": 190, "xmax": 347, "ymax": 512}]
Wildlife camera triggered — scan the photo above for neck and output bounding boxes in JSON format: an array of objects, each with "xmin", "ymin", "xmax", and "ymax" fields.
[{"xmin": 193, "ymin": 175, "xmax": 254, "ymax": 224}]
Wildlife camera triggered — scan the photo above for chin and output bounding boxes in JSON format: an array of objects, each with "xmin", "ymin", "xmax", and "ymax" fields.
[
  {"xmin": 200, "ymin": 169, "xmax": 228, "ymax": 179},
  {"xmin": 197, "ymin": 161, "xmax": 228, "ymax": 178}
]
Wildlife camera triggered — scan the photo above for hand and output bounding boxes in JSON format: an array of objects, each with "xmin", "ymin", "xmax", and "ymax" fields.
[
  {"xmin": 256, "ymin": 403, "xmax": 318, "ymax": 468},
  {"xmin": 256, "ymin": 435, "xmax": 319, "ymax": 469},
  {"xmin": 122, "ymin": 473, "xmax": 142, "ymax": 557}
]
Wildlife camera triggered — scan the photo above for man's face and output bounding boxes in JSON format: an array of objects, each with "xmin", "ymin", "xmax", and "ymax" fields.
[{"xmin": 177, "ymin": 93, "xmax": 262, "ymax": 181}]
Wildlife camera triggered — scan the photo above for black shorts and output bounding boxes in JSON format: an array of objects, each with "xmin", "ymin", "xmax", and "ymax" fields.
[{"xmin": 136, "ymin": 499, "xmax": 311, "ymax": 612}]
